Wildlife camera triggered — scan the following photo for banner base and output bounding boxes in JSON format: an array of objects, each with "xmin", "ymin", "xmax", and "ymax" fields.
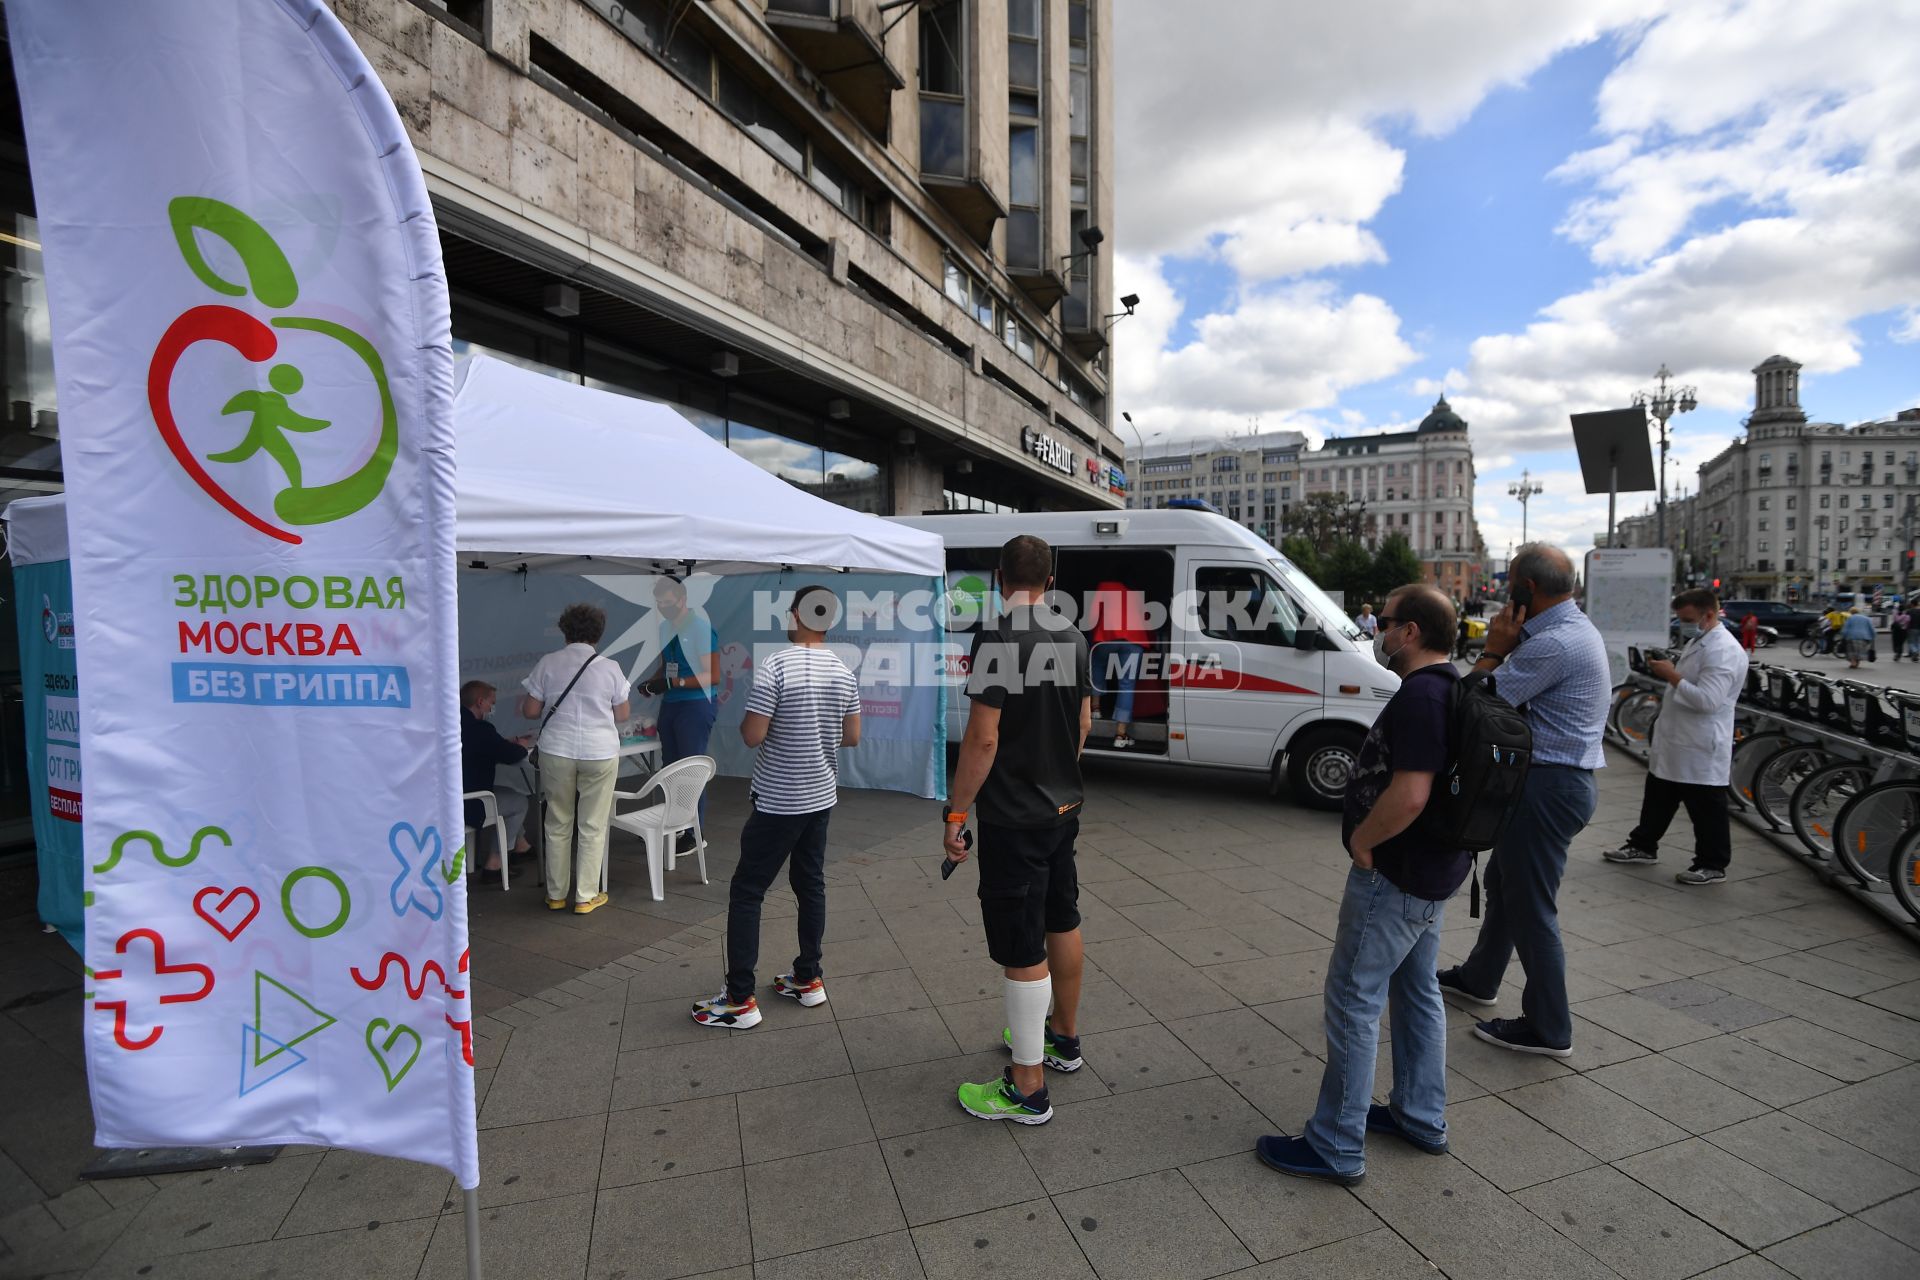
[{"xmin": 81, "ymin": 1145, "xmax": 281, "ymax": 1180}]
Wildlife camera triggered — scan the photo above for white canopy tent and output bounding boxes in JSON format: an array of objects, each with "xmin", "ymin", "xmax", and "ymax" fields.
[
  {"xmin": 453, "ymin": 356, "xmax": 944, "ymax": 577},
  {"xmin": 4, "ymin": 355, "xmax": 947, "ymax": 576},
  {"xmin": 6, "ymin": 357, "xmax": 952, "ymax": 810}
]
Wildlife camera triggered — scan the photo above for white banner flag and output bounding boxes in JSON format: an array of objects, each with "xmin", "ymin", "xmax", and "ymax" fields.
[{"xmin": 9, "ymin": 0, "xmax": 477, "ymax": 1186}]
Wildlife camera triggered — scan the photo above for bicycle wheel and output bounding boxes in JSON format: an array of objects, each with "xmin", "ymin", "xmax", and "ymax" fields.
[
  {"xmin": 1832, "ymin": 780, "xmax": 1920, "ymax": 887},
  {"xmin": 1605, "ymin": 684, "xmax": 1637, "ymax": 745},
  {"xmin": 1750, "ymin": 743, "xmax": 1831, "ymax": 831},
  {"xmin": 1889, "ymin": 827, "xmax": 1920, "ymax": 924},
  {"xmin": 1727, "ymin": 731, "xmax": 1794, "ymax": 812},
  {"xmin": 1617, "ymin": 690, "xmax": 1662, "ymax": 746},
  {"xmin": 1799, "ymin": 636, "xmax": 1821, "ymax": 658},
  {"xmin": 1790, "ymin": 761, "xmax": 1876, "ymax": 861}
]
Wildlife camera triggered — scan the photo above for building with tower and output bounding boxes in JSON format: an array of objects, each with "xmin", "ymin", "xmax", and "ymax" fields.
[
  {"xmin": 1693, "ymin": 355, "xmax": 1920, "ymax": 601},
  {"xmin": 1298, "ymin": 396, "xmax": 1484, "ymax": 599}
]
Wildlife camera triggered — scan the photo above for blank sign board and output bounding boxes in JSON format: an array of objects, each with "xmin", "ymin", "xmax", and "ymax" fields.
[
  {"xmin": 1571, "ymin": 407, "xmax": 1656, "ymax": 495},
  {"xmin": 1585, "ymin": 547, "xmax": 1674, "ymax": 684}
]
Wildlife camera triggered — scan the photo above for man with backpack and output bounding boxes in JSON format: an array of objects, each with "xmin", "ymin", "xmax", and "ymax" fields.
[
  {"xmin": 1603, "ymin": 588, "xmax": 1748, "ymax": 886},
  {"xmin": 1256, "ymin": 585, "xmax": 1471, "ymax": 1184},
  {"xmin": 1440, "ymin": 543, "xmax": 1610, "ymax": 1058}
]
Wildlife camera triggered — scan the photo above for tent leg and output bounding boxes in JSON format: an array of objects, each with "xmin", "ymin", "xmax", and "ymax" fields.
[{"xmin": 464, "ymin": 1186, "xmax": 484, "ymax": 1280}]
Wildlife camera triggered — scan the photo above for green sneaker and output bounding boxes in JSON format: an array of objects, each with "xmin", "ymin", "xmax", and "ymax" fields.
[
  {"xmin": 957, "ymin": 1067, "xmax": 1053, "ymax": 1124},
  {"xmin": 1000, "ymin": 1021, "xmax": 1084, "ymax": 1071}
]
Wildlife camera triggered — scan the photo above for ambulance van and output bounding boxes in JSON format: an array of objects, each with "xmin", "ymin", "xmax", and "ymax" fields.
[{"xmin": 890, "ymin": 508, "xmax": 1399, "ymax": 807}]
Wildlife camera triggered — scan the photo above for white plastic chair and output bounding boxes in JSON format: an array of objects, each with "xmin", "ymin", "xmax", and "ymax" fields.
[
  {"xmin": 462, "ymin": 790, "xmax": 511, "ymax": 891},
  {"xmin": 607, "ymin": 755, "xmax": 715, "ymax": 901}
]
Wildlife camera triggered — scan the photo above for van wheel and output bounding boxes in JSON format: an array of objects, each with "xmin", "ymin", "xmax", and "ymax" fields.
[{"xmin": 1285, "ymin": 727, "xmax": 1364, "ymax": 810}]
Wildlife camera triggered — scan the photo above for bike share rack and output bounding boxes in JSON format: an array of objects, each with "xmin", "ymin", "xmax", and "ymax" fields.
[{"xmin": 1608, "ymin": 649, "xmax": 1920, "ymax": 941}]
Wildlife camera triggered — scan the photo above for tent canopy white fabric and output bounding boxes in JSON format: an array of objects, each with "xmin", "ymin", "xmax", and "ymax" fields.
[
  {"xmin": 4, "ymin": 357, "xmax": 948, "ymax": 579},
  {"xmin": 453, "ymin": 356, "xmax": 944, "ymax": 578},
  {"xmin": 3, "ymin": 493, "xmax": 67, "ymax": 566}
]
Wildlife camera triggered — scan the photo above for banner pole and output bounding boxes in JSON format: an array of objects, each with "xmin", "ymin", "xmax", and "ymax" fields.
[{"xmin": 463, "ymin": 1187, "xmax": 484, "ymax": 1280}]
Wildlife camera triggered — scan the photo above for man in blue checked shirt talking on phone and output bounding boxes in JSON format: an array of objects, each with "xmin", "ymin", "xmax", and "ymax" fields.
[{"xmin": 1438, "ymin": 543, "xmax": 1611, "ymax": 1059}]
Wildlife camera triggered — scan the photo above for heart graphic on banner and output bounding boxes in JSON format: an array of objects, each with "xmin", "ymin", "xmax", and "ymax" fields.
[
  {"xmin": 193, "ymin": 885, "xmax": 261, "ymax": 941},
  {"xmin": 364, "ymin": 1018, "xmax": 421, "ymax": 1092}
]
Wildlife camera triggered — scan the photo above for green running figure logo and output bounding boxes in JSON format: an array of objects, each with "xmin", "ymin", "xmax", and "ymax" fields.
[{"xmin": 147, "ymin": 198, "xmax": 397, "ymax": 544}]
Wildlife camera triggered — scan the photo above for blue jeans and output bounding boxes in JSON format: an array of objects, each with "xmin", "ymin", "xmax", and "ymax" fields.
[
  {"xmin": 1303, "ymin": 866, "xmax": 1448, "ymax": 1177},
  {"xmin": 1455, "ymin": 765, "xmax": 1598, "ymax": 1049},
  {"xmin": 658, "ymin": 695, "xmax": 718, "ymax": 820},
  {"xmin": 726, "ymin": 804, "xmax": 831, "ymax": 1001},
  {"xmin": 1093, "ymin": 641, "xmax": 1145, "ymax": 725}
]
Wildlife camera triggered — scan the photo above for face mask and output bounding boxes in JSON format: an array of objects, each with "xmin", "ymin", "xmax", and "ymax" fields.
[
  {"xmin": 1677, "ymin": 622, "xmax": 1702, "ymax": 640},
  {"xmin": 1510, "ymin": 582, "xmax": 1535, "ymax": 610},
  {"xmin": 1372, "ymin": 625, "xmax": 1404, "ymax": 671}
]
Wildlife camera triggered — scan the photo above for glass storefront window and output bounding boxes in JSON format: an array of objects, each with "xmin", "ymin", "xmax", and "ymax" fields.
[
  {"xmin": 823, "ymin": 449, "xmax": 886, "ymax": 513},
  {"xmin": 728, "ymin": 421, "xmax": 826, "ymax": 486},
  {"xmin": 0, "ymin": 189, "xmax": 58, "ymax": 476}
]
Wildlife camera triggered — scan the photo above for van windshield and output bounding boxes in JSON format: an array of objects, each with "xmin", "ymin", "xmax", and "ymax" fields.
[{"xmin": 1269, "ymin": 557, "xmax": 1364, "ymax": 642}]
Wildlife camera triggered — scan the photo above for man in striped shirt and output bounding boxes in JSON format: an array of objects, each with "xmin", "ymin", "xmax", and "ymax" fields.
[{"xmin": 692, "ymin": 586, "xmax": 862, "ymax": 1030}]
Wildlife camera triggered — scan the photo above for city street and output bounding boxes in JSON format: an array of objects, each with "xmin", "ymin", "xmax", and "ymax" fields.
[
  {"xmin": 3, "ymin": 750, "xmax": 1918, "ymax": 1279},
  {"xmin": 1745, "ymin": 629, "xmax": 1920, "ymax": 693}
]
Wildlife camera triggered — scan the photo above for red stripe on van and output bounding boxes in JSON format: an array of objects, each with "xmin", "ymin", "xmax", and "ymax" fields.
[{"xmin": 1169, "ymin": 669, "xmax": 1316, "ymax": 696}]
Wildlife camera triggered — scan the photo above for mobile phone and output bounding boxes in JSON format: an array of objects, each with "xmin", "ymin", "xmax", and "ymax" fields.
[{"xmin": 939, "ymin": 829, "xmax": 973, "ymax": 880}]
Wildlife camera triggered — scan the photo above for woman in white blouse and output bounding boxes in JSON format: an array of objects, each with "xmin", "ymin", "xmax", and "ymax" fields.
[{"xmin": 520, "ymin": 603, "xmax": 630, "ymax": 914}]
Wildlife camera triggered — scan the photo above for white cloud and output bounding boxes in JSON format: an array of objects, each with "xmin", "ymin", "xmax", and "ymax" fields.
[
  {"xmin": 1114, "ymin": 277, "xmax": 1416, "ymax": 445},
  {"xmin": 1117, "ymin": 1, "xmax": 1665, "ymax": 273},
  {"xmin": 1112, "ymin": 0, "xmax": 1667, "ymax": 453},
  {"xmin": 1450, "ymin": 0, "xmax": 1920, "ymax": 459}
]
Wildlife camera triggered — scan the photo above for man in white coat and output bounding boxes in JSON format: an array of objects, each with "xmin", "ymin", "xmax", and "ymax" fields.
[{"xmin": 1604, "ymin": 588, "xmax": 1750, "ymax": 885}]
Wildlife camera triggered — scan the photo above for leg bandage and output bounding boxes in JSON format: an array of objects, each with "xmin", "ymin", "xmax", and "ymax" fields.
[{"xmin": 1004, "ymin": 975, "xmax": 1054, "ymax": 1068}]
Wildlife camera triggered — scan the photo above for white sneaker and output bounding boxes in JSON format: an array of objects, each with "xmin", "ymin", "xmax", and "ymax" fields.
[{"xmin": 773, "ymin": 973, "xmax": 827, "ymax": 1007}]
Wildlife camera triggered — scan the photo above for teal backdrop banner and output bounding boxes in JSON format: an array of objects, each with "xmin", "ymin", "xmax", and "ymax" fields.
[{"xmin": 11, "ymin": 556, "xmax": 82, "ymax": 950}]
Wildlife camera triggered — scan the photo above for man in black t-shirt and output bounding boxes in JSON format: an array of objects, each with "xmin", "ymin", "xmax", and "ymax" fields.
[
  {"xmin": 944, "ymin": 535, "xmax": 1092, "ymax": 1126},
  {"xmin": 1257, "ymin": 584, "xmax": 1465, "ymax": 1184}
]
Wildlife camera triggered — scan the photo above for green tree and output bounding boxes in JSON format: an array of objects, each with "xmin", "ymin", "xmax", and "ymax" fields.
[
  {"xmin": 1278, "ymin": 534, "xmax": 1322, "ymax": 582},
  {"xmin": 1369, "ymin": 534, "xmax": 1426, "ymax": 601},
  {"xmin": 1282, "ymin": 490, "xmax": 1369, "ymax": 549},
  {"xmin": 1323, "ymin": 538, "xmax": 1375, "ymax": 605}
]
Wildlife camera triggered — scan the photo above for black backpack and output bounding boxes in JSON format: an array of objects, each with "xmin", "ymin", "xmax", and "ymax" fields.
[{"xmin": 1422, "ymin": 670, "xmax": 1533, "ymax": 912}]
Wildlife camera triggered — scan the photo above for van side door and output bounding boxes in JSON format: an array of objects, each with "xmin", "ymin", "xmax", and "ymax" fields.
[{"xmin": 1173, "ymin": 557, "xmax": 1326, "ymax": 770}]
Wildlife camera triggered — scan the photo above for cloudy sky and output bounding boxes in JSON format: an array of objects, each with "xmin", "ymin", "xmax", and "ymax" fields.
[{"xmin": 1111, "ymin": 0, "xmax": 1920, "ymax": 557}]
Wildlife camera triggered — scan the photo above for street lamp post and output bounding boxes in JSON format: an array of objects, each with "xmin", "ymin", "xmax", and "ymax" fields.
[
  {"xmin": 1633, "ymin": 363, "xmax": 1698, "ymax": 550},
  {"xmin": 1508, "ymin": 471, "xmax": 1544, "ymax": 545},
  {"xmin": 1119, "ymin": 412, "xmax": 1161, "ymax": 507}
]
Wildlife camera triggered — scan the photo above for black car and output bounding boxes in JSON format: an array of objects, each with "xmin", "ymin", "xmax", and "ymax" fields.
[{"xmin": 1720, "ymin": 599, "xmax": 1822, "ymax": 637}]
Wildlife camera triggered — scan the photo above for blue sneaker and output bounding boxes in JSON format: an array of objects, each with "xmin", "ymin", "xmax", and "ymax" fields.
[
  {"xmin": 1254, "ymin": 1134, "xmax": 1363, "ymax": 1186},
  {"xmin": 1000, "ymin": 1020, "xmax": 1083, "ymax": 1072},
  {"xmin": 1367, "ymin": 1104, "xmax": 1448, "ymax": 1155}
]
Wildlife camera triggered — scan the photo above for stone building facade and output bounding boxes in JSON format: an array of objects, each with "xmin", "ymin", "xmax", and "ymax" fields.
[
  {"xmin": 1300, "ymin": 397, "xmax": 1483, "ymax": 599},
  {"xmin": 335, "ymin": 0, "xmax": 1123, "ymax": 515},
  {"xmin": 1124, "ymin": 430, "xmax": 1308, "ymax": 539},
  {"xmin": 1125, "ymin": 397, "xmax": 1485, "ymax": 599},
  {"xmin": 0, "ymin": 0, "xmax": 1118, "ymax": 846},
  {"xmin": 1692, "ymin": 355, "xmax": 1920, "ymax": 601}
]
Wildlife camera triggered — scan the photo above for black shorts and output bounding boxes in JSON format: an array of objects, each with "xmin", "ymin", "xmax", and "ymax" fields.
[{"xmin": 977, "ymin": 817, "xmax": 1081, "ymax": 968}]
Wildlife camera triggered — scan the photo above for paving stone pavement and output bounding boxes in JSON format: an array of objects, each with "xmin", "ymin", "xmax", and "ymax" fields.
[{"xmin": 4, "ymin": 751, "xmax": 1920, "ymax": 1279}]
